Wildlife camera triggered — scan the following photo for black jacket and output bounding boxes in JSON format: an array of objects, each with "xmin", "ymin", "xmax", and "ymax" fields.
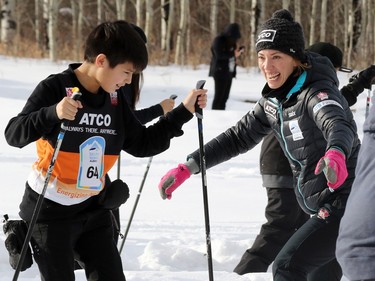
[
  {"xmin": 208, "ymin": 24, "xmax": 240, "ymax": 78},
  {"xmin": 189, "ymin": 52, "xmax": 360, "ymax": 215},
  {"xmin": 4, "ymin": 63, "xmax": 193, "ymax": 221}
]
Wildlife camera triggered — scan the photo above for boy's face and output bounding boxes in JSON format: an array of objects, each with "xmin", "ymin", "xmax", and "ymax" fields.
[{"xmin": 97, "ymin": 55, "xmax": 135, "ymax": 93}]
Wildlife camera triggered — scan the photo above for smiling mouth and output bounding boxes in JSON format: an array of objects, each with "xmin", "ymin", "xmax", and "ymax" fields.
[{"xmin": 268, "ymin": 73, "xmax": 280, "ymax": 81}]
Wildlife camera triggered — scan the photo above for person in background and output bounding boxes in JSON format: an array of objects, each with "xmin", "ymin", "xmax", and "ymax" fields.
[
  {"xmin": 209, "ymin": 22, "xmax": 244, "ymax": 110},
  {"xmin": 4, "ymin": 20, "xmax": 207, "ymax": 281},
  {"xmin": 110, "ymin": 71, "xmax": 177, "ymax": 246},
  {"xmin": 233, "ymin": 41, "xmax": 375, "ymax": 280},
  {"xmin": 158, "ymin": 9, "xmax": 361, "ymax": 280},
  {"xmin": 110, "ymin": 24, "xmax": 176, "ymax": 247}
]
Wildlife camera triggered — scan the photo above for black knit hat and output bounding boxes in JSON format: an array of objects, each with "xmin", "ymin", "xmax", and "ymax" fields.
[
  {"xmin": 256, "ymin": 9, "xmax": 305, "ymax": 61},
  {"xmin": 307, "ymin": 42, "xmax": 353, "ymax": 73}
]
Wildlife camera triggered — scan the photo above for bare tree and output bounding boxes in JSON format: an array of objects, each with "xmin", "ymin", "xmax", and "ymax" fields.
[
  {"xmin": 294, "ymin": 0, "xmax": 301, "ymax": 23},
  {"xmin": 174, "ymin": 0, "xmax": 188, "ymax": 65},
  {"xmin": 319, "ymin": 0, "xmax": 327, "ymax": 41},
  {"xmin": 71, "ymin": 0, "xmax": 83, "ymax": 61},
  {"xmin": 47, "ymin": 0, "xmax": 61, "ymax": 61},
  {"xmin": 210, "ymin": 0, "xmax": 218, "ymax": 39},
  {"xmin": 229, "ymin": 0, "xmax": 235, "ymax": 22},
  {"xmin": 97, "ymin": 0, "xmax": 103, "ymax": 24},
  {"xmin": 309, "ymin": 0, "xmax": 318, "ymax": 45},
  {"xmin": 1, "ymin": 0, "xmax": 16, "ymax": 43},
  {"xmin": 136, "ymin": 0, "xmax": 144, "ymax": 28},
  {"xmin": 161, "ymin": 0, "xmax": 174, "ymax": 65},
  {"xmin": 35, "ymin": 0, "xmax": 43, "ymax": 49},
  {"xmin": 282, "ymin": 0, "xmax": 290, "ymax": 9},
  {"xmin": 249, "ymin": 0, "xmax": 258, "ymax": 66},
  {"xmin": 144, "ymin": 0, "xmax": 154, "ymax": 42},
  {"xmin": 116, "ymin": 0, "xmax": 126, "ymax": 20}
]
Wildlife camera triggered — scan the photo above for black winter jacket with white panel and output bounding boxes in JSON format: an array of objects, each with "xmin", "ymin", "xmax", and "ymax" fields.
[{"xmin": 189, "ymin": 52, "xmax": 360, "ymax": 215}]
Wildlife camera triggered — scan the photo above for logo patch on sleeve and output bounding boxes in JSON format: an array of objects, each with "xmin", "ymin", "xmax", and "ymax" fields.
[
  {"xmin": 316, "ymin": 92, "xmax": 329, "ymax": 100},
  {"xmin": 313, "ymin": 100, "xmax": 343, "ymax": 113}
]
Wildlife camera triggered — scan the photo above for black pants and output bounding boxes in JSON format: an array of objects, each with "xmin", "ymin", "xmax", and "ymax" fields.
[
  {"xmin": 273, "ymin": 204, "xmax": 343, "ymax": 281},
  {"xmin": 31, "ymin": 210, "xmax": 125, "ymax": 281},
  {"xmin": 212, "ymin": 73, "xmax": 233, "ymax": 110},
  {"xmin": 233, "ymin": 188, "xmax": 342, "ymax": 280},
  {"xmin": 234, "ymin": 188, "xmax": 310, "ymax": 273}
]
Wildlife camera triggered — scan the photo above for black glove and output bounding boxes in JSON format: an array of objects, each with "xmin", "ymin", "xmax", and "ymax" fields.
[
  {"xmin": 349, "ymin": 65, "xmax": 375, "ymax": 90},
  {"xmin": 340, "ymin": 65, "xmax": 375, "ymax": 106},
  {"xmin": 2, "ymin": 215, "xmax": 33, "ymax": 271},
  {"xmin": 98, "ymin": 179, "xmax": 130, "ymax": 210}
]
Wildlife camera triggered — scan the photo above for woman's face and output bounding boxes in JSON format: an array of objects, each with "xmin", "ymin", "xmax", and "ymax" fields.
[{"xmin": 257, "ymin": 49, "xmax": 299, "ymax": 89}]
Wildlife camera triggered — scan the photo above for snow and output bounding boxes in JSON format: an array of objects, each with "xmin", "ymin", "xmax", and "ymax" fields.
[{"xmin": 0, "ymin": 55, "xmax": 362, "ymax": 280}]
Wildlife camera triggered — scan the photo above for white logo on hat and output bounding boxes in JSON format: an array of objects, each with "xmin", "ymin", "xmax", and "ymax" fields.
[{"xmin": 256, "ymin": 29, "xmax": 276, "ymax": 45}]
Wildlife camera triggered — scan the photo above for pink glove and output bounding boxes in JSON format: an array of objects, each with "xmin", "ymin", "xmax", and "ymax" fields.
[
  {"xmin": 159, "ymin": 164, "xmax": 191, "ymax": 200},
  {"xmin": 314, "ymin": 148, "xmax": 348, "ymax": 190}
]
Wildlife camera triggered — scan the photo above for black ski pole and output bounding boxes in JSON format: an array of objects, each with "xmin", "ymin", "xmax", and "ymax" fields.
[
  {"xmin": 195, "ymin": 80, "xmax": 214, "ymax": 281},
  {"xmin": 12, "ymin": 89, "xmax": 82, "ymax": 281},
  {"xmin": 118, "ymin": 156, "xmax": 153, "ymax": 254},
  {"xmin": 118, "ymin": 94, "xmax": 178, "ymax": 254}
]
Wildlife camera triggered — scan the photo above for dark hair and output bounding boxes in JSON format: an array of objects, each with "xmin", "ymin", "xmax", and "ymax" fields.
[
  {"xmin": 83, "ymin": 20, "xmax": 148, "ymax": 72},
  {"xmin": 128, "ymin": 72, "xmax": 143, "ymax": 109}
]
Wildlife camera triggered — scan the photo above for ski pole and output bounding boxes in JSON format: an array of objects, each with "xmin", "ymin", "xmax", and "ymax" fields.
[
  {"xmin": 12, "ymin": 89, "xmax": 82, "ymax": 281},
  {"xmin": 195, "ymin": 79, "xmax": 214, "ymax": 281},
  {"xmin": 118, "ymin": 156, "xmax": 153, "ymax": 254},
  {"xmin": 366, "ymin": 88, "xmax": 372, "ymax": 118}
]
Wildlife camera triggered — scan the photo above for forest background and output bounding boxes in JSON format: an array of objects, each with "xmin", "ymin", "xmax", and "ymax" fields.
[{"xmin": 0, "ymin": 0, "xmax": 374, "ymax": 69}]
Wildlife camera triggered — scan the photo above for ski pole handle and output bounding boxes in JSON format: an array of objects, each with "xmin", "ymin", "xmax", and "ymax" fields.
[
  {"xmin": 195, "ymin": 80, "xmax": 206, "ymax": 119},
  {"xmin": 170, "ymin": 94, "xmax": 178, "ymax": 100},
  {"xmin": 62, "ymin": 87, "xmax": 82, "ymax": 128}
]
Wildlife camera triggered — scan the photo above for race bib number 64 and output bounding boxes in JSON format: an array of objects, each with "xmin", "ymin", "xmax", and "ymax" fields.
[{"xmin": 77, "ymin": 136, "xmax": 105, "ymax": 190}]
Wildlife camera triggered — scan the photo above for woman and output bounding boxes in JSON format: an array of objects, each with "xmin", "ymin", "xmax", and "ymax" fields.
[{"xmin": 159, "ymin": 9, "xmax": 360, "ymax": 280}]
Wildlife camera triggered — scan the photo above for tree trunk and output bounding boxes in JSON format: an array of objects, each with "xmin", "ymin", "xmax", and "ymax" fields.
[
  {"xmin": 97, "ymin": 0, "xmax": 103, "ymax": 24},
  {"xmin": 294, "ymin": 0, "xmax": 301, "ymax": 23},
  {"xmin": 174, "ymin": 0, "xmax": 188, "ymax": 65},
  {"xmin": 347, "ymin": 0, "xmax": 354, "ymax": 67},
  {"xmin": 116, "ymin": 0, "xmax": 126, "ymax": 20},
  {"xmin": 309, "ymin": 0, "xmax": 318, "ymax": 45},
  {"xmin": 319, "ymin": 0, "xmax": 327, "ymax": 41},
  {"xmin": 229, "ymin": 0, "xmax": 235, "ymax": 23},
  {"xmin": 136, "ymin": 0, "xmax": 143, "ymax": 28},
  {"xmin": 282, "ymin": 0, "xmax": 290, "ymax": 9},
  {"xmin": 210, "ymin": 0, "xmax": 218, "ymax": 39},
  {"xmin": 144, "ymin": 0, "xmax": 154, "ymax": 43},
  {"xmin": 1, "ymin": 0, "xmax": 17, "ymax": 43},
  {"xmin": 48, "ymin": 0, "xmax": 59, "ymax": 61},
  {"xmin": 249, "ymin": 0, "xmax": 258, "ymax": 66},
  {"xmin": 161, "ymin": 0, "xmax": 174, "ymax": 65},
  {"xmin": 35, "ymin": 0, "xmax": 43, "ymax": 50}
]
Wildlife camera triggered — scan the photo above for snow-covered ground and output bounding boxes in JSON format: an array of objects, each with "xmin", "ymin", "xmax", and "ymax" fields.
[{"xmin": 0, "ymin": 56, "xmax": 362, "ymax": 280}]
